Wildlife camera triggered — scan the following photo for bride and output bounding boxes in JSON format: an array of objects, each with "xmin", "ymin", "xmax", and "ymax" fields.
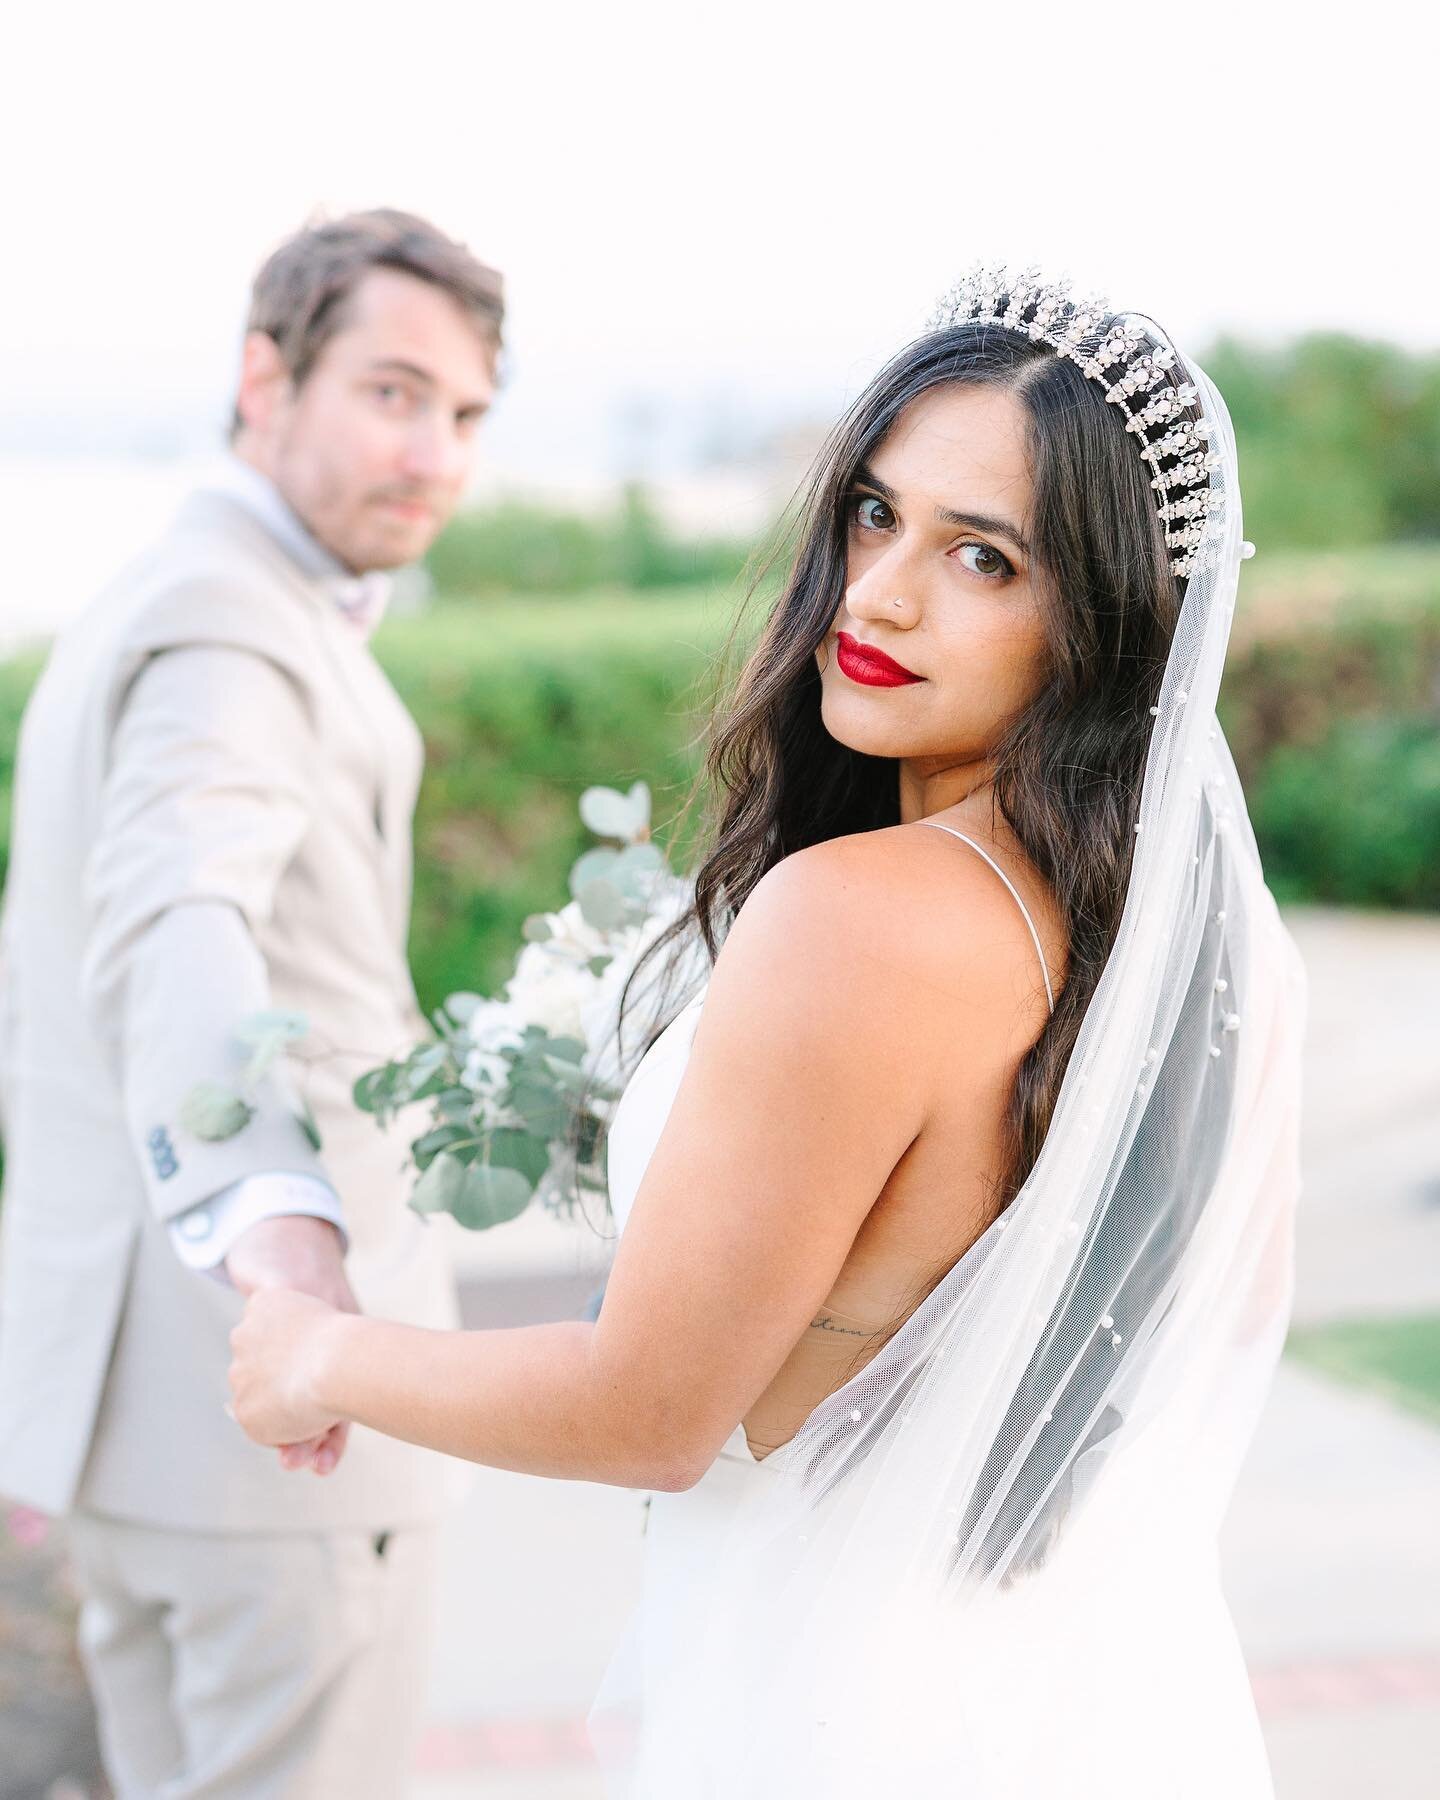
[{"xmin": 229, "ymin": 266, "xmax": 1305, "ymax": 1796}]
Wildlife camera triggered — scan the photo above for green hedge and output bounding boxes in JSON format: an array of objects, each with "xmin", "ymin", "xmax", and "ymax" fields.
[
  {"xmin": 0, "ymin": 655, "xmax": 41, "ymax": 890},
  {"xmin": 1286, "ymin": 1313, "xmax": 1440, "ymax": 1428},
  {"xmin": 424, "ymin": 487, "xmax": 755, "ymax": 596},
  {"xmin": 1246, "ymin": 719, "xmax": 1440, "ymax": 908},
  {"xmin": 1219, "ymin": 545, "xmax": 1440, "ymax": 909},
  {"xmin": 1205, "ymin": 335, "xmax": 1440, "ymax": 549},
  {"xmin": 378, "ymin": 590, "xmax": 736, "ymax": 1003},
  {"xmin": 0, "ymin": 550, "xmax": 1436, "ymax": 1013}
]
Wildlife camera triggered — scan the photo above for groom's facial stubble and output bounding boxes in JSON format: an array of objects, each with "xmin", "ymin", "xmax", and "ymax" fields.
[{"xmin": 234, "ymin": 266, "xmax": 497, "ymax": 573}]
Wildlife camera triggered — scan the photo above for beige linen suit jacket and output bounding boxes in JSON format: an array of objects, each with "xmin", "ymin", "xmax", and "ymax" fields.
[{"xmin": 0, "ymin": 489, "xmax": 460, "ymax": 1530}]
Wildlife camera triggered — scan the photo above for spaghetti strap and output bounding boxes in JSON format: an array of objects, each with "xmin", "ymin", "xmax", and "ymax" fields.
[{"xmin": 914, "ymin": 822, "xmax": 1056, "ymax": 1015}]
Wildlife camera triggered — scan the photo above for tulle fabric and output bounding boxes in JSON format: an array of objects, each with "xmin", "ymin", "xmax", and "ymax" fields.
[{"xmin": 592, "ymin": 350, "xmax": 1305, "ymax": 1796}]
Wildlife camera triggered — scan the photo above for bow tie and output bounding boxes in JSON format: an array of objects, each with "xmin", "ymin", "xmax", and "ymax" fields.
[{"xmin": 327, "ymin": 571, "xmax": 392, "ymax": 637}]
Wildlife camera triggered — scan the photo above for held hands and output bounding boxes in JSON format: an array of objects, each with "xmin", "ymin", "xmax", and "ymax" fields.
[
  {"xmin": 229, "ymin": 1288, "xmax": 348, "ymax": 1458},
  {"xmin": 224, "ymin": 1216, "xmax": 356, "ymax": 1476}
]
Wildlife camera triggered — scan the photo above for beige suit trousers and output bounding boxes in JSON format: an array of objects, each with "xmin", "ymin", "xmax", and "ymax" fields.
[{"xmin": 67, "ymin": 1511, "xmax": 436, "ymax": 1799}]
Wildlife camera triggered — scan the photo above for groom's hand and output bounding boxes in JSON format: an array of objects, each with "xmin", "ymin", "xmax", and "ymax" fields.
[{"xmin": 225, "ymin": 1216, "xmax": 359, "ymax": 1477}]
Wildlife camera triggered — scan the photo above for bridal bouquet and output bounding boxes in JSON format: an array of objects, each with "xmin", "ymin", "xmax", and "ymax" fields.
[
  {"xmin": 176, "ymin": 781, "xmax": 692, "ymax": 1232},
  {"xmin": 352, "ymin": 782, "xmax": 692, "ymax": 1231}
]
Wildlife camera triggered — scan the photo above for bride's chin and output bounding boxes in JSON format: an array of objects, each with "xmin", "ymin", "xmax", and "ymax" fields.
[{"xmin": 818, "ymin": 695, "xmax": 917, "ymax": 761}]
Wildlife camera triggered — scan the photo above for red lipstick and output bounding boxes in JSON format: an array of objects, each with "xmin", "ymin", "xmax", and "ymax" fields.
[{"xmin": 835, "ymin": 631, "xmax": 924, "ymax": 688}]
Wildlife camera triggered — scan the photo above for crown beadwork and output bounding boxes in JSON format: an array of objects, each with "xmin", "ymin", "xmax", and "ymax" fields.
[{"xmin": 928, "ymin": 264, "xmax": 1225, "ymax": 578}]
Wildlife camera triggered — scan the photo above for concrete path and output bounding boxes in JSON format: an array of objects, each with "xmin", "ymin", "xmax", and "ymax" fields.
[
  {"xmin": 1282, "ymin": 909, "xmax": 1440, "ymax": 1324},
  {"xmin": 410, "ymin": 904, "xmax": 1440, "ymax": 1797},
  {"xmin": 1221, "ymin": 1365, "xmax": 1440, "ymax": 1798}
]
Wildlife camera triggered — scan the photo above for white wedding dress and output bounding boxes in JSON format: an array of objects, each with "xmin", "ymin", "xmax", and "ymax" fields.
[
  {"xmin": 595, "ymin": 825, "xmax": 1295, "ymax": 1797},
  {"xmin": 586, "ymin": 300, "xmax": 1303, "ymax": 1798}
]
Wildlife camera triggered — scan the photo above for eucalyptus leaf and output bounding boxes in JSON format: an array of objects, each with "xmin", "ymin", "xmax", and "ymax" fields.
[
  {"xmin": 515, "ymin": 1029, "xmax": 575, "ymax": 1072},
  {"xmin": 451, "ymin": 1162, "xmax": 534, "ymax": 1231},
  {"xmin": 569, "ymin": 845, "xmax": 620, "ymax": 897},
  {"xmin": 509, "ymin": 1073, "xmax": 571, "ymax": 1139},
  {"xmin": 179, "ymin": 1082, "xmax": 256, "ymax": 1143},
  {"xmin": 613, "ymin": 841, "xmax": 665, "ymax": 876},
  {"xmin": 444, "ymin": 992, "xmax": 487, "ymax": 1025},
  {"xmin": 485, "ymin": 1127, "xmax": 551, "ymax": 1185},
  {"xmin": 626, "ymin": 780, "xmax": 652, "ymax": 830},
  {"xmin": 401, "ymin": 1045, "xmax": 452, "ymax": 1103},
  {"xmin": 577, "ymin": 878, "xmax": 627, "ymax": 931},
  {"xmin": 609, "ymin": 847, "xmax": 666, "ymax": 904},
  {"xmin": 413, "ymin": 1123, "xmax": 476, "ymax": 1170},
  {"xmin": 234, "ymin": 1010, "xmax": 309, "ymax": 1048},
  {"xmin": 521, "ymin": 915, "xmax": 554, "ymax": 943},
  {"xmin": 435, "ymin": 1086, "xmax": 477, "ymax": 1123},
  {"xmin": 579, "ymin": 785, "xmax": 646, "ymax": 841},
  {"xmin": 410, "ymin": 1150, "xmax": 467, "ymax": 1216},
  {"xmin": 354, "ymin": 1067, "xmax": 399, "ymax": 1115},
  {"xmin": 543, "ymin": 1056, "xmax": 588, "ymax": 1093},
  {"xmin": 407, "ymin": 1067, "xmax": 454, "ymax": 1105}
]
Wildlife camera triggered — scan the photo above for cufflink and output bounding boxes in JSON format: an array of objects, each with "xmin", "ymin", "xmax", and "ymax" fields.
[{"xmin": 178, "ymin": 1206, "xmax": 213, "ymax": 1242}]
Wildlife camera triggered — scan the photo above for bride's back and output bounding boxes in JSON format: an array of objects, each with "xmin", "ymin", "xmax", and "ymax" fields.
[{"xmin": 739, "ymin": 816, "xmax": 1068, "ymax": 1458}]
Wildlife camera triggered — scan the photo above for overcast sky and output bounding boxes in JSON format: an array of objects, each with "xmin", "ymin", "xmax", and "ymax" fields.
[{"xmin": 5, "ymin": 0, "xmax": 1435, "ymax": 481}]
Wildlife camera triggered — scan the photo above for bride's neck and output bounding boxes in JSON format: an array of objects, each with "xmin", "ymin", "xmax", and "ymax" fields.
[{"xmin": 897, "ymin": 757, "xmax": 997, "ymax": 827}]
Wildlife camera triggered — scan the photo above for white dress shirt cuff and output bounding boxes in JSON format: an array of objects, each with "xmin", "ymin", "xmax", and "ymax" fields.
[{"xmin": 169, "ymin": 1173, "xmax": 347, "ymax": 1281}]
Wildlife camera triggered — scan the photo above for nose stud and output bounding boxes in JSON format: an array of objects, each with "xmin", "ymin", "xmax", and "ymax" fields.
[{"xmin": 891, "ymin": 597, "xmax": 904, "ymax": 609}]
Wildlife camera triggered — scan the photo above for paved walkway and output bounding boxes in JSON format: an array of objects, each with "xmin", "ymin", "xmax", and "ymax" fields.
[
  {"xmin": 1282, "ymin": 909, "xmax": 1440, "ymax": 1324},
  {"xmin": 410, "ymin": 905, "xmax": 1440, "ymax": 1797}
]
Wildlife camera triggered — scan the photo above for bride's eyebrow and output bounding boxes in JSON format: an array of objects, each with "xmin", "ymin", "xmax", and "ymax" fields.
[
  {"xmin": 935, "ymin": 504, "xmax": 1031, "ymax": 559},
  {"xmin": 852, "ymin": 465, "xmax": 1031, "ymax": 558}
]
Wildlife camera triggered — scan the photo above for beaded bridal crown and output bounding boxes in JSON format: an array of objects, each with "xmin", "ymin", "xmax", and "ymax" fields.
[{"xmin": 928, "ymin": 265, "xmax": 1224, "ymax": 578}]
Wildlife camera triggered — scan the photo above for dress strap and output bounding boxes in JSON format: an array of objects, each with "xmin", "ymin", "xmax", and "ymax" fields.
[{"xmin": 914, "ymin": 822, "xmax": 1056, "ymax": 1015}]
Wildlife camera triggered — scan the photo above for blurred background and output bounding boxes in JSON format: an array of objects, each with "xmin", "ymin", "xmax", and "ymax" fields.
[{"xmin": 2, "ymin": 2, "xmax": 1437, "ymax": 1795}]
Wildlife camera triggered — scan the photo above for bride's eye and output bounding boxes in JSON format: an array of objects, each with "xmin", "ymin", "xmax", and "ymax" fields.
[
  {"xmin": 851, "ymin": 494, "xmax": 896, "ymax": 533},
  {"xmin": 954, "ymin": 541, "xmax": 1012, "ymax": 579}
]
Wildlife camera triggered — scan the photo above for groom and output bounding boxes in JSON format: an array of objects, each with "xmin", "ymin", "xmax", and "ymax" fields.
[{"xmin": 0, "ymin": 210, "xmax": 502, "ymax": 1795}]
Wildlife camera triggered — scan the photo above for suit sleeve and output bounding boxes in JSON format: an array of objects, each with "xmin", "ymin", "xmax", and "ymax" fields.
[
  {"xmin": 81, "ymin": 642, "xmax": 337, "ymax": 1224},
  {"xmin": 171, "ymin": 1172, "xmax": 348, "ymax": 1278}
]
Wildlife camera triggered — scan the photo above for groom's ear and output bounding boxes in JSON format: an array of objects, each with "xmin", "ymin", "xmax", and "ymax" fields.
[{"xmin": 234, "ymin": 331, "xmax": 294, "ymax": 439}]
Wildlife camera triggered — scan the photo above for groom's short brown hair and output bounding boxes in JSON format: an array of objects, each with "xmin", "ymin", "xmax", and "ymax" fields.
[{"xmin": 238, "ymin": 208, "xmax": 505, "ymax": 416}]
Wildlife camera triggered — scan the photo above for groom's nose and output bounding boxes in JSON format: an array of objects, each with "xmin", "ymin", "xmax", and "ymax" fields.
[{"xmin": 397, "ymin": 417, "xmax": 472, "ymax": 499}]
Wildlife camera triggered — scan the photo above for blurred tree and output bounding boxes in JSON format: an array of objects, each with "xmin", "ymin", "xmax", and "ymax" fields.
[{"xmin": 1206, "ymin": 333, "xmax": 1440, "ymax": 548}]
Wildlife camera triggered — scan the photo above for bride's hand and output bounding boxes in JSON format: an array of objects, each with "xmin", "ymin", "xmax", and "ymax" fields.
[{"xmin": 229, "ymin": 1289, "xmax": 347, "ymax": 1455}]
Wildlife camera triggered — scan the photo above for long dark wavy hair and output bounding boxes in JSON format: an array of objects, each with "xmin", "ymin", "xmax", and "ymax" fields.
[{"xmin": 624, "ymin": 318, "xmax": 1188, "ymax": 1223}]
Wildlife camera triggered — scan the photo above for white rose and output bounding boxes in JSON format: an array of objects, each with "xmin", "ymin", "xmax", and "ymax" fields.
[
  {"xmin": 507, "ymin": 964, "xmax": 590, "ymax": 1043},
  {"xmin": 457, "ymin": 996, "xmax": 524, "ymax": 1044},
  {"xmin": 547, "ymin": 900, "xmax": 609, "ymax": 963}
]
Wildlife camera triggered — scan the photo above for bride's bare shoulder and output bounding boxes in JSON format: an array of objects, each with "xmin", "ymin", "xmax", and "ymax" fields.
[{"xmin": 712, "ymin": 825, "xmax": 1052, "ymax": 1027}]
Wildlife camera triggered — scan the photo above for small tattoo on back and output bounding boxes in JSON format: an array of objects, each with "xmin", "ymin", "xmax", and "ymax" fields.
[{"xmin": 809, "ymin": 1314, "xmax": 872, "ymax": 1341}]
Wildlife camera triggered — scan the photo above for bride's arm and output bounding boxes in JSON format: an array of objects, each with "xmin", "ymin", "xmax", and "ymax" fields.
[{"xmin": 228, "ymin": 831, "xmax": 1015, "ymax": 1488}]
